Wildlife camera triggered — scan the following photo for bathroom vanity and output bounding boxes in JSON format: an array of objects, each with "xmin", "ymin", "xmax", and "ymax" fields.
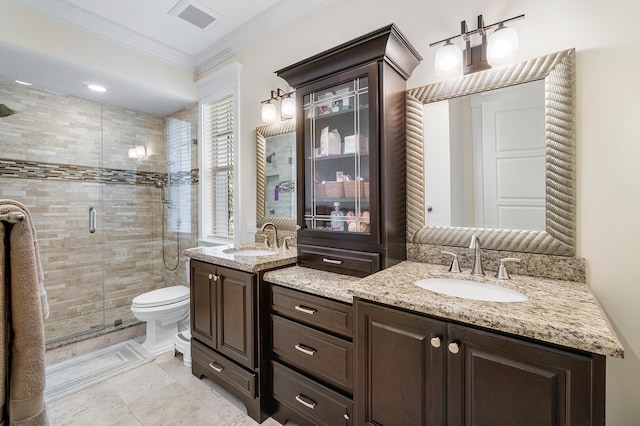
[
  {"xmin": 184, "ymin": 245, "xmax": 297, "ymax": 423},
  {"xmin": 263, "ymin": 261, "xmax": 623, "ymax": 426}
]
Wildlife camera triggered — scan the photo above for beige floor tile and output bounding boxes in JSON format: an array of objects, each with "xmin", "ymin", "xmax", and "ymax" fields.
[
  {"xmin": 47, "ymin": 381, "xmax": 140, "ymax": 426},
  {"xmin": 48, "ymin": 351, "xmax": 285, "ymax": 426}
]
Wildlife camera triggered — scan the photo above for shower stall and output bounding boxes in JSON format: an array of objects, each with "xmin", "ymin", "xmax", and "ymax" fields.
[{"xmin": 0, "ymin": 80, "xmax": 198, "ymax": 345}]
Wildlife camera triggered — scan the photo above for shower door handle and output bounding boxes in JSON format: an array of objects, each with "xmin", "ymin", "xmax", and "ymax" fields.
[{"xmin": 89, "ymin": 207, "xmax": 96, "ymax": 233}]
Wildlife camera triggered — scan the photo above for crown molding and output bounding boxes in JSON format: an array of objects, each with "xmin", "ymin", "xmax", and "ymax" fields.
[
  {"xmin": 194, "ymin": 0, "xmax": 333, "ymax": 74},
  {"xmin": 8, "ymin": 0, "xmax": 333, "ymax": 74},
  {"xmin": 8, "ymin": 0, "xmax": 197, "ymax": 70}
]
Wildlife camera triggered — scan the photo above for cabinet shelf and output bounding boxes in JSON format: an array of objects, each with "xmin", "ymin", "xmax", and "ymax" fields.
[{"xmin": 310, "ymin": 153, "xmax": 370, "ymax": 162}]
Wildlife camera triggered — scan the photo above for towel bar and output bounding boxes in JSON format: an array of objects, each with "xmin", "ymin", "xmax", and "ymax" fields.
[{"xmin": 0, "ymin": 211, "xmax": 25, "ymax": 223}]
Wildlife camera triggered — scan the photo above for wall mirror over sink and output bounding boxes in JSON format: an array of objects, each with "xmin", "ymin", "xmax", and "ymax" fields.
[
  {"xmin": 406, "ymin": 48, "xmax": 576, "ymax": 256},
  {"xmin": 256, "ymin": 119, "xmax": 297, "ymax": 230}
]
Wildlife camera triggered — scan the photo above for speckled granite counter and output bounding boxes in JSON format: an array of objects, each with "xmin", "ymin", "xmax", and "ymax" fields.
[
  {"xmin": 183, "ymin": 244, "xmax": 297, "ymax": 273},
  {"xmin": 263, "ymin": 265, "xmax": 359, "ymax": 303},
  {"xmin": 264, "ymin": 261, "xmax": 624, "ymax": 358}
]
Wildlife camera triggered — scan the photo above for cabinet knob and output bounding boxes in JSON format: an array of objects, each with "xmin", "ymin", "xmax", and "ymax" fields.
[
  {"xmin": 212, "ymin": 274, "xmax": 219, "ymax": 282},
  {"xmin": 448, "ymin": 342, "xmax": 460, "ymax": 354},
  {"xmin": 208, "ymin": 274, "xmax": 213, "ymax": 280},
  {"xmin": 430, "ymin": 336, "xmax": 442, "ymax": 348}
]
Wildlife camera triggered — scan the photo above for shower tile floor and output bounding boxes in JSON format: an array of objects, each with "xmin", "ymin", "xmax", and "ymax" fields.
[{"xmin": 46, "ymin": 351, "xmax": 285, "ymax": 426}]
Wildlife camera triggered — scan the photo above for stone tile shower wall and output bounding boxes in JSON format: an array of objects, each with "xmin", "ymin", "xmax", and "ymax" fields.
[{"xmin": 0, "ymin": 82, "xmax": 197, "ymax": 344}]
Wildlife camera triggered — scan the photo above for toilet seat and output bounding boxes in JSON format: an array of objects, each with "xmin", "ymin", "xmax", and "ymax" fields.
[{"xmin": 132, "ymin": 285, "xmax": 189, "ymax": 309}]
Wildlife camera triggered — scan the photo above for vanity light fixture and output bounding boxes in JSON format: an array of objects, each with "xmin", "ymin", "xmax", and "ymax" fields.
[
  {"xmin": 261, "ymin": 88, "xmax": 295, "ymax": 123},
  {"xmin": 431, "ymin": 14, "xmax": 524, "ymax": 76},
  {"xmin": 128, "ymin": 145, "xmax": 147, "ymax": 159}
]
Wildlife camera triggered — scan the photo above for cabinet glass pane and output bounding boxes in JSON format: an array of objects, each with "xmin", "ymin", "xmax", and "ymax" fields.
[{"xmin": 303, "ymin": 76, "xmax": 370, "ymax": 234}]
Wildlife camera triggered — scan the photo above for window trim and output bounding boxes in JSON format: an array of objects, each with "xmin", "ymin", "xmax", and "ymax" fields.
[{"xmin": 196, "ymin": 62, "xmax": 241, "ymax": 245}]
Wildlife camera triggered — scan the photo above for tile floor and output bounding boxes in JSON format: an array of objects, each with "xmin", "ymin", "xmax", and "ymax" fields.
[{"xmin": 46, "ymin": 351, "xmax": 285, "ymax": 426}]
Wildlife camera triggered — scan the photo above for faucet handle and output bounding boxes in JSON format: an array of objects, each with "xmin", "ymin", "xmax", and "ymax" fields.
[
  {"xmin": 441, "ymin": 251, "xmax": 462, "ymax": 273},
  {"xmin": 282, "ymin": 236, "xmax": 294, "ymax": 250},
  {"xmin": 258, "ymin": 233, "xmax": 270, "ymax": 248},
  {"xmin": 496, "ymin": 258, "xmax": 521, "ymax": 280}
]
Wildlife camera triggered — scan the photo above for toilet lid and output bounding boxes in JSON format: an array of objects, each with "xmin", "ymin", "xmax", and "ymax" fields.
[{"xmin": 132, "ymin": 285, "xmax": 189, "ymax": 308}]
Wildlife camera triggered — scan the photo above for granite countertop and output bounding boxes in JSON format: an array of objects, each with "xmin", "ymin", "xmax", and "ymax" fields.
[
  {"xmin": 264, "ymin": 261, "xmax": 624, "ymax": 358},
  {"xmin": 183, "ymin": 243, "xmax": 297, "ymax": 273}
]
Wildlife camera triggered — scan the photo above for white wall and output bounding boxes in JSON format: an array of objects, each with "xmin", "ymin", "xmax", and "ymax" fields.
[{"xmin": 211, "ymin": 0, "xmax": 640, "ymax": 423}]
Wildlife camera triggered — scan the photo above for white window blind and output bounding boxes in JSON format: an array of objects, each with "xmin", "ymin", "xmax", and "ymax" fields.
[
  {"xmin": 201, "ymin": 94, "xmax": 234, "ymax": 240},
  {"xmin": 166, "ymin": 117, "xmax": 191, "ymax": 233}
]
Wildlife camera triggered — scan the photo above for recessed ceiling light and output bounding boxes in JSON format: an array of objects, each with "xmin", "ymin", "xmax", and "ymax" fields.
[
  {"xmin": 86, "ymin": 83, "xmax": 107, "ymax": 93},
  {"xmin": 15, "ymin": 80, "xmax": 32, "ymax": 86}
]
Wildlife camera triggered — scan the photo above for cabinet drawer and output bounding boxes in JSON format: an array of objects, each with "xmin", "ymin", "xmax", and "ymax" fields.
[
  {"xmin": 298, "ymin": 244, "xmax": 380, "ymax": 277},
  {"xmin": 192, "ymin": 339, "xmax": 257, "ymax": 399},
  {"xmin": 273, "ymin": 361, "xmax": 352, "ymax": 426},
  {"xmin": 272, "ymin": 315, "xmax": 353, "ymax": 392},
  {"xmin": 271, "ymin": 284, "xmax": 352, "ymax": 338}
]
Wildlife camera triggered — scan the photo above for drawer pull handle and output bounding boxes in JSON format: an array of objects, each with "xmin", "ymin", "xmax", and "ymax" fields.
[
  {"xmin": 294, "ymin": 305, "xmax": 316, "ymax": 315},
  {"xmin": 295, "ymin": 394, "xmax": 317, "ymax": 410},
  {"xmin": 322, "ymin": 258, "xmax": 343, "ymax": 265},
  {"xmin": 294, "ymin": 344, "xmax": 317, "ymax": 356},
  {"xmin": 208, "ymin": 362, "xmax": 224, "ymax": 373}
]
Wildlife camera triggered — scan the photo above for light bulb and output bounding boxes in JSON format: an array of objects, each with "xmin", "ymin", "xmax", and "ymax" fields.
[
  {"xmin": 281, "ymin": 96, "xmax": 296, "ymax": 118},
  {"xmin": 487, "ymin": 24, "xmax": 519, "ymax": 65},
  {"xmin": 128, "ymin": 148, "xmax": 137, "ymax": 158},
  {"xmin": 261, "ymin": 102, "xmax": 277, "ymax": 123},
  {"xmin": 434, "ymin": 41, "xmax": 462, "ymax": 77}
]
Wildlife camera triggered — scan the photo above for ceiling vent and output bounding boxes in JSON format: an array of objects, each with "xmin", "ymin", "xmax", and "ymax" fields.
[{"xmin": 168, "ymin": 0, "xmax": 222, "ymax": 30}]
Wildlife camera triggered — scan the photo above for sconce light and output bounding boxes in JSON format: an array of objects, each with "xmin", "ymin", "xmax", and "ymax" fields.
[
  {"xmin": 128, "ymin": 145, "xmax": 147, "ymax": 159},
  {"xmin": 261, "ymin": 88, "xmax": 295, "ymax": 123},
  {"xmin": 431, "ymin": 14, "xmax": 524, "ymax": 77}
]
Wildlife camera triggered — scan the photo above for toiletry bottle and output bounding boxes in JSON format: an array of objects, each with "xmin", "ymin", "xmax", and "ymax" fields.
[{"xmin": 330, "ymin": 202, "xmax": 344, "ymax": 231}]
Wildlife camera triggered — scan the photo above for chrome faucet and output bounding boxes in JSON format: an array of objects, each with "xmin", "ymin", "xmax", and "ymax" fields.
[
  {"xmin": 260, "ymin": 222, "xmax": 279, "ymax": 249},
  {"xmin": 468, "ymin": 234, "xmax": 485, "ymax": 276}
]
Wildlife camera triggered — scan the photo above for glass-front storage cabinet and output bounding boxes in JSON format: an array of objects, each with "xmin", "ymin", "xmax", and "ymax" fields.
[{"xmin": 277, "ymin": 25, "xmax": 421, "ymax": 277}]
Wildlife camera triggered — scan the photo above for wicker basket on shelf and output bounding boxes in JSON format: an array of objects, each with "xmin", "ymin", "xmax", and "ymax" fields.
[
  {"xmin": 324, "ymin": 181, "xmax": 345, "ymax": 198},
  {"xmin": 343, "ymin": 180, "xmax": 367, "ymax": 199},
  {"xmin": 315, "ymin": 183, "xmax": 327, "ymax": 199}
]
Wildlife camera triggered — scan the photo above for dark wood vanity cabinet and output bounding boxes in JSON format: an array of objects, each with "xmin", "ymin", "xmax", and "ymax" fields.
[
  {"xmin": 356, "ymin": 300, "xmax": 606, "ymax": 426},
  {"xmin": 276, "ymin": 25, "xmax": 421, "ymax": 277},
  {"xmin": 190, "ymin": 260, "xmax": 269, "ymax": 423},
  {"xmin": 268, "ymin": 283, "xmax": 354, "ymax": 425}
]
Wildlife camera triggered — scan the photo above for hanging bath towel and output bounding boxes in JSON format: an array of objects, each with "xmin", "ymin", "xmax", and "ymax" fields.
[{"xmin": 0, "ymin": 200, "xmax": 49, "ymax": 425}]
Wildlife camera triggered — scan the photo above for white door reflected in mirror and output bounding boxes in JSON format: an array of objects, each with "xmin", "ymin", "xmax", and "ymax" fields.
[{"xmin": 424, "ymin": 79, "xmax": 545, "ymax": 231}]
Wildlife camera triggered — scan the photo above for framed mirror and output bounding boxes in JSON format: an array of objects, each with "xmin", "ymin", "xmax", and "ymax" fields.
[
  {"xmin": 406, "ymin": 49, "xmax": 575, "ymax": 256},
  {"xmin": 256, "ymin": 119, "xmax": 297, "ymax": 230}
]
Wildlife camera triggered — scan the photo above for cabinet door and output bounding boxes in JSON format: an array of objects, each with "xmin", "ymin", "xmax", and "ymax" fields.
[
  {"xmin": 298, "ymin": 63, "xmax": 379, "ymax": 245},
  {"xmin": 356, "ymin": 301, "xmax": 446, "ymax": 426},
  {"xmin": 190, "ymin": 260, "xmax": 217, "ymax": 347},
  {"xmin": 447, "ymin": 323, "xmax": 604, "ymax": 426},
  {"xmin": 216, "ymin": 266, "xmax": 256, "ymax": 369}
]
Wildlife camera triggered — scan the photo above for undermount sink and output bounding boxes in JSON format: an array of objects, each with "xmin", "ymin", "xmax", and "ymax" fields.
[
  {"xmin": 222, "ymin": 248, "xmax": 276, "ymax": 257},
  {"xmin": 415, "ymin": 278, "xmax": 528, "ymax": 303}
]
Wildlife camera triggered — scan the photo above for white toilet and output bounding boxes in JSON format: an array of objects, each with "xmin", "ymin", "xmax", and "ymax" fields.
[{"xmin": 131, "ymin": 285, "xmax": 190, "ymax": 356}]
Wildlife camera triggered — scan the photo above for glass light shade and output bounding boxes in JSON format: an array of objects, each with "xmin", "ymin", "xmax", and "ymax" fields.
[
  {"xmin": 128, "ymin": 148, "xmax": 137, "ymax": 158},
  {"xmin": 261, "ymin": 102, "xmax": 277, "ymax": 123},
  {"xmin": 487, "ymin": 25, "xmax": 519, "ymax": 65},
  {"xmin": 434, "ymin": 41, "xmax": 462, "ymax": 77},
  {"xmin": 280, "ymin": 96, "xmax": 296, "ymax": 118}
]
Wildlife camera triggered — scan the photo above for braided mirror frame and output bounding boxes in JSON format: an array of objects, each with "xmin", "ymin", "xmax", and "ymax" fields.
[{"xmin": 406, "ymin": 49, "xmax": 576, "ymax": 256}]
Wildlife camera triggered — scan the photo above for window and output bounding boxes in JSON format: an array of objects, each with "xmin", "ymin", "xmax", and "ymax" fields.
[{"xmin": 200, "ymin": 93, "xmax": 234, "ymax": 240}]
